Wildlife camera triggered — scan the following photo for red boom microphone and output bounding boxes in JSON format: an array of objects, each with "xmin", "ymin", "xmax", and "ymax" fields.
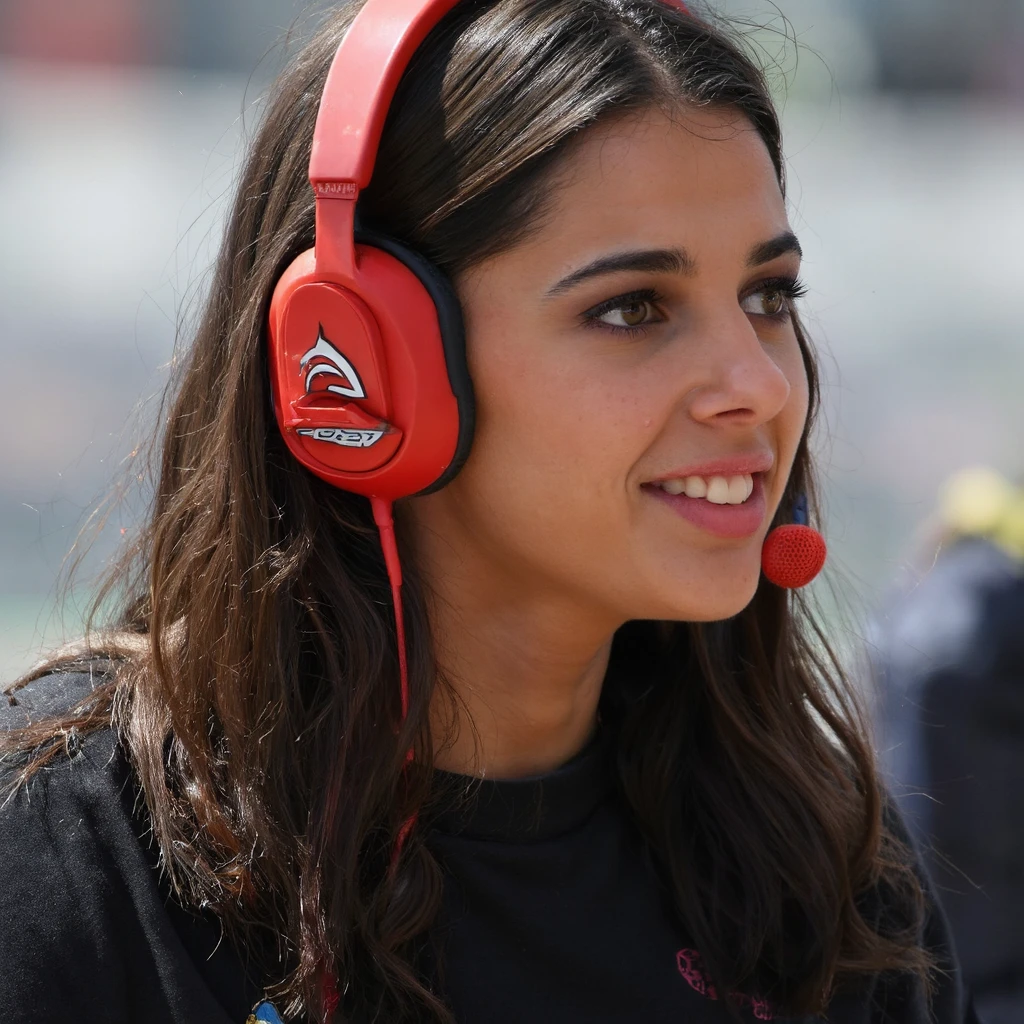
[{"xmin": 761, "ymin": 494, "xmax": 827, "ymax": 589}]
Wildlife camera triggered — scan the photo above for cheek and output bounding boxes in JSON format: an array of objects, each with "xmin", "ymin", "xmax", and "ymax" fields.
[
  {"xmin": 786, "ymin": 344, "xmax": 811, "ymax": 436},
  {"xmin": 456, "ymin": 300, "xmax": 650, "ymax": 540},
  {"xmin": 471, "ymin": 328, "xmax": 663, "ymax": 474},
  {"xmin": 772, "ymin": 339, "xmax": 812, "ymax": 495},
  {"xmin": 785, "ymin": 342, "xmax": 811, "ymax": 445}
]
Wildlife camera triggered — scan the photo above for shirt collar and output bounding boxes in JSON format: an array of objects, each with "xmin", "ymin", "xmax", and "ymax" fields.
[{"xmin": 429, "ymin": 730, "xmax": 612, "ymax": 842}]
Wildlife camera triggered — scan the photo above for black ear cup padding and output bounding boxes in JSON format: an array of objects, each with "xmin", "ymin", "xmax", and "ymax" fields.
[{"xmin": 356, "ymin": 229, "xmax": 476, "ymax": 495}]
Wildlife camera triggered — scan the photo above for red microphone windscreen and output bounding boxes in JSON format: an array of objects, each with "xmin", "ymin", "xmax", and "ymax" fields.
[{"xmin": 761, "ymin": 524, "xmax": 827, "ymax": 589}]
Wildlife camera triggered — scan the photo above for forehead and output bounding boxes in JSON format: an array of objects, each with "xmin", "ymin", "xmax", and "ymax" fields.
[{"xmin": 525, "ymin": 105, "xmax": 788, "ymax": 263}]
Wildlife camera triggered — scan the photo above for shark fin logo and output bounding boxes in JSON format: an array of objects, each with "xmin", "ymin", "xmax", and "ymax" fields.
[{"xmin": 299, "ymin": 326, "xmax": 366, "ymax": 400}]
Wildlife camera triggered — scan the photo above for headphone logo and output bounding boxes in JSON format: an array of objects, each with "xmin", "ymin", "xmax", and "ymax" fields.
[
  {"xmin": 300, "ymin": 326, "xmax": 366, "ymax": 400},
  {"xmin": 295, "ymin": 325, "xmax": 387, "ymax": 449},
  {"xmin": 297, "ymin": 426, "xmax": 385, "ymax": 448}
]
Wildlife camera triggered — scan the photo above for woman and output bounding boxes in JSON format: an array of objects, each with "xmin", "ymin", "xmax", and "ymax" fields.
[{"xmin": 0, "ymin": 0, "xmax": 978, "ymax": 1021}]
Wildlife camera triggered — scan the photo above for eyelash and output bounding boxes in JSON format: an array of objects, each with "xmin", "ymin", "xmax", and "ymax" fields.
[
  {"xmin": 580, "ymin": 275, "xmax": 808, "ymax": 337},
  {"xmin": 748, "ymin": 275, "xmax": 808, "ymax": 321}
]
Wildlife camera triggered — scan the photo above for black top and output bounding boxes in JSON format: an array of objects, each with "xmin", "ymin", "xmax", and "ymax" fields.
[{"xmin": 0, "ymin": 671, "xmax": 980, "ymax": 1023}]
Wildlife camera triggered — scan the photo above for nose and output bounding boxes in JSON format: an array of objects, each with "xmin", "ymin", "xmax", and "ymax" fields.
[{"xmin": 683, "ymin": 307, "xmax": 793, "ymax": 428}]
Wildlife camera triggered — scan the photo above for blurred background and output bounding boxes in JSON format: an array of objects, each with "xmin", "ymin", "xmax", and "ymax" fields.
[{"xmin": 0, "ymin": 0, "xmax": 1021, "ymax": 672}]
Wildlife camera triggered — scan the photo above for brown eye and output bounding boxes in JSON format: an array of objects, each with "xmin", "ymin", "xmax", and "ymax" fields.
[
  {"xmin": 740, "ymin": 277, "xmax": 805, "ymax": 320},
  {"xmin": 761, "ymin": 289, "xmax": 785, "ymax": 316},
  {"xmin": 619, "ymin": 301, "xmax": 650, "ymax": 326},
  {"xmin": 740, "ymin": 285, "xmax": 792, "ymax": 319},
  {"xmin": 597, "ymin": 299, "xmax": 655, "ymax": 329},
  {"xmin": 584, "ymin": 290, "xmax": 666, "ymax": 334}
]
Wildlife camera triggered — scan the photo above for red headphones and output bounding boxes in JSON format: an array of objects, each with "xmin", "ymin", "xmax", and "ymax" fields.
[
  {"xmin": 268, "ymin": 0, "xmax": 475, "ymax": 505},
  {"xmin": 267, "ymin": 0, "xmax": 481, "ymax": 720}
]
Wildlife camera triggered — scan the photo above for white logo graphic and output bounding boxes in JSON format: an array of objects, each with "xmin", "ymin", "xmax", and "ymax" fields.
[
  {"xmin": 297, "ymin": 427, "xmax": 385, "ymax": 448},
  {"xmin": 299, "ymin": 327, "xmax": 366, "ymax": 399}
]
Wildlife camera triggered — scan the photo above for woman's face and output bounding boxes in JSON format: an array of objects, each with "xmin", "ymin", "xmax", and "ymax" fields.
[{"xmin": 413, "ymin": 105, "xmax": 809, "ymax": 627}]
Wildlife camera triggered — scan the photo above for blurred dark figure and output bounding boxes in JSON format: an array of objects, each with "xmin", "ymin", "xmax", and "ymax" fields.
[
  {"xmin": 871, "ymin": 467, "xmax": 1024, "ymax": 1024},
  {"xmin": 859, "ymin": 0, "xmax": 1024, "ymax": 96}
]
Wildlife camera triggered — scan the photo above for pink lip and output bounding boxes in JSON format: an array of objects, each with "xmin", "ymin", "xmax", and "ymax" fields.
[
  {"xmin": 645, "ymin": 472, "xmax": 768, "ymax": 539},
  {"xmin": 649, "ymin": 450, "xmax": 774, "ymax": 483}
]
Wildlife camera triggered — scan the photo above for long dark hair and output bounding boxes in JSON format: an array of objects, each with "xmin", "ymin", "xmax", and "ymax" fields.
[{"xmin": 3, "ymin": 0, "xmax": 929, "ymax": 1020}]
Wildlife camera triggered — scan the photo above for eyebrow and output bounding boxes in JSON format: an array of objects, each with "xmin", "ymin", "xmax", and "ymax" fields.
[
  {"xmin": 545, "ymin": 248, "xmax": 694, "ymax": 297},
  {"xmin": 746, "ymin": 231, "xmax": 803, "ymax": 267},
  {"xmin": 544, "ymin": 231, "xmax": 803, "ymax": 298}
]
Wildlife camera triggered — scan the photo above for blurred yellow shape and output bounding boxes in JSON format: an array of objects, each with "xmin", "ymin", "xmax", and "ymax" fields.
[{"xmin": 941, "ymin": 466, "xmax": 1024, "ymax": 561}]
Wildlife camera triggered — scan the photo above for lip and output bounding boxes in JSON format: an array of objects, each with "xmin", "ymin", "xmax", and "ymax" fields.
[
  {"xmin": 648, "ymin": 450, "xmax": 775, "ymax": 484},
  {"xmin": 645, "ymin": 472, "xmax": 768, "ymax": 539}
]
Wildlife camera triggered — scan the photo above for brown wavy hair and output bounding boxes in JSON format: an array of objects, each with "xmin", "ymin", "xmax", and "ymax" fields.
[{"xmin": 3, "ymin": 0, "xmax": 930, "ymax": 1020}]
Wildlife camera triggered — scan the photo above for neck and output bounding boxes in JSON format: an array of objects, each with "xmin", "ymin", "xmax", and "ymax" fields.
[
  {"xmin": 429, "ymin": 597, "xmax": 614, "ymax": 779},
  {"xmin": 411, "ymin": 531, "xmax": 619, "ymax": 780},
  {"xmin": 404, "ymin": 476, "xmax": 631, "ymax": 779}
]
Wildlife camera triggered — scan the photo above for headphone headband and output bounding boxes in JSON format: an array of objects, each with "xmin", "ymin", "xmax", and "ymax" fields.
[
  {"xmin": 310, "ymin": 0, "xmax": 464, "ymax": 195},
  {"xmin": 308, "ymin": 0, "xmax": 692, "ymax": 200}
]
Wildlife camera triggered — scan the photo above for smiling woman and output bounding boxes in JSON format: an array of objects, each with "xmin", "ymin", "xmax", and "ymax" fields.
[{"xmin": 0, "ymin": 1, "xmax": 978, "ymax": 1023}]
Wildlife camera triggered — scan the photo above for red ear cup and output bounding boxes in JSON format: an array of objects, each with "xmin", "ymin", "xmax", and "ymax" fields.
[
  {"xmin": 268, "ymin": 238, "xmax": 472, "ymax": 501},
  {"xmin": 761, "ymin": 523, "xmax": 827, "ymax": 589}
]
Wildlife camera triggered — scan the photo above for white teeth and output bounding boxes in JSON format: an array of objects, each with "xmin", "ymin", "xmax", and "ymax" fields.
[
  {"xmin": 684, "ymin": 476, "xmax": 707, "ymax": 498},
  {"xmin": 657, "ymin": 472, "xmax": 754, "ymax": 505},
  {"xmin": 705, "ymin": 476, "xmax": 731, "ymax": 504},
  {"xmin": 727, "ymin": 475, "xmax": 749, "ymax": 504}
]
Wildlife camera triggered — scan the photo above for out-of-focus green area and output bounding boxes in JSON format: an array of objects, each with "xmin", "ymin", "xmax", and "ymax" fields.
[{"xmin": 1, "ymin": 0, "xmax": 1022, "ymax": 679}]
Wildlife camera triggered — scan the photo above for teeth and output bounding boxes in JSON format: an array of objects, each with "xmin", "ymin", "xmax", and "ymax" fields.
[
  {"xmin": 727, "ymin": 475, "xmax": 749, "ymax": 504},
  {"xmin": 658, "ymin": 473, "xmax": 754, "ymax": 506},
  {"xmin": 705, "ymin": 476, "xmax": 731, "ymax": 504}
]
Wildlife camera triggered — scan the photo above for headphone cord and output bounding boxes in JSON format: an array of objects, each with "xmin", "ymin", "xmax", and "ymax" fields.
[
  {"xmin": 369, "ymin": 495, "xmax": 418, "ymax": 843},
  {"xmin": 319, "ymin": 500, "xmax": 417, "ymax": 1020},
  {"xmin": 370, "ymin": 496, "xmax": 410, "ymax": 719}
]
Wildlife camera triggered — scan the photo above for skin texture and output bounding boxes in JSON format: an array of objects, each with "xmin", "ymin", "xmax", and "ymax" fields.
[{"xmin": 405, "ymin": 105, "xmax": 809, "ymax": 778}]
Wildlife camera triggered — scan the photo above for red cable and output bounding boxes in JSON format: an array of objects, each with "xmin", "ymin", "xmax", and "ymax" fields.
[
  {"xmin": 369, "ymin": 497, "xmax": 418, "ymax": 871},
  {"xmin": 370, "ymin": 497, "xmax": 409, "ymax": 719},
  {"xmin": 323, "ymin": 496, "xmax": 414, "ymax": 1020}
]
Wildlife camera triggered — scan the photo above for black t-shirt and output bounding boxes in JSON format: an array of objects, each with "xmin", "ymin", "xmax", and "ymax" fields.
[{"xmin": 0, "ymin": 672, "xmax": 980, "ymax": 1023}]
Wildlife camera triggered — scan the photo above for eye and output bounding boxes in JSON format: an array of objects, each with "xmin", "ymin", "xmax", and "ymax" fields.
[
  {"xmin": 600, "ymin": 299, "xmax": 657, "ymax": 329},
  {"xmin": 741, "ymin": 287, "xmax": 786, "ymax": 318},
  {"xmin": 740, "ymin": 276, "xmax": 806, "ymax": 321},
  {"xmin": 581, "ymin": 288, "xmax": 665, "ymax": 335}
]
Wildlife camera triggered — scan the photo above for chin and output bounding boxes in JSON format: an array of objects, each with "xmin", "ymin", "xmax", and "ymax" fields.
[
  {"xmin": 682, "ymin": 594, "xmax": 757, "ymax": 623},
  {"xmin": 646, "ymin": 561, "xmax": 762, "ymax": 623},
  {"xmin": 682, "ymin": 595, "xmax": 757, "ymax": 623}
]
